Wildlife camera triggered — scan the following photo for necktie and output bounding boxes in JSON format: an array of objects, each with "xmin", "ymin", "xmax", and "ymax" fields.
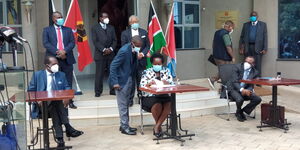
[
  {"xmin": 240, "ymin": 69, "xmax": 250, "ymax": 88},
  {"xmin": 57, "ymin": 27, "xmax": 64, "ymax": 50},
  {"xmin": 50, "ymin": 74, "xmax": 57, "ymax": 90},
  {"xmin": 103, "ymin": 24, "xmax": 106, "ymax": 30}
]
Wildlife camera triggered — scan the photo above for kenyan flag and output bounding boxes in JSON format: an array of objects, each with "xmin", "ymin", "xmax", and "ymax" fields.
[{"xmin": 147, "ymin": 1, "xmax": 167, "ymax": 68}]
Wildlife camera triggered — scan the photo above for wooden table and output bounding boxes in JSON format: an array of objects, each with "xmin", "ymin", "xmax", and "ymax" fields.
[
  {"xmin": 11, "ymin": 90, "xmax": 74, "ymax": 150},
  {"xmin": 140, "ymin": 84, "xmax": 209, "ymax": 146},
  {"xmin": 241, "ymin": 78, "xmax": 300, "ymax": 132}
]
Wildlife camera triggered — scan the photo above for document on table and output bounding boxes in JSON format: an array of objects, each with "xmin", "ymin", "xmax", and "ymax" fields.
[{"xmin": 150, "ymin": 79, "xmax": 176, "ymax": 88}]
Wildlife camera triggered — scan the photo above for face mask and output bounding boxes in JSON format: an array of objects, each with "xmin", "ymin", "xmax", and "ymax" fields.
[
  {"xmin": 50, "ymin": 64, "xmax": 59, "ymax": 73},
  {"xmin": 153, "ymin": 65, "xmax": 162, "ymax": 72},
  {"xmin": 244, "ymin": 62, "xmax": 252, "ymax": 70},
  {"xmin": 131, "ymin": 23, "xmax": 139, "ymax": 30},
  {"xmin": 56, "ymin": 18, "xmax": 64, "ymax": 26},
  {"xmin": 249, "ymin": 16, "xmax": 257, "ymax": 22},
  {"xmin": 229, "ymin": 29, "xmax": 234, "ymax": 34},
  {"xmin": 134, "ymin": 47, "xmax": 141, "ymax": 53},
  {"xmin": 103, "ymin": 18, "xmax": 109, "ymax": 24}
]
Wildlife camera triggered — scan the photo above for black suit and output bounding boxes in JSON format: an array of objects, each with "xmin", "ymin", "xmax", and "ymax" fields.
[
  {"xmin": 228, "ymin": 63, "xmax": 262, "ymax": 114},
  {"xmin": 121, "ymin": 28, "xmax": 150, "ymax": 102},
  {"xmin": 91, "ymin": 23, "xmax": 117, "ymax": 95},
  {"xmin": 239, "ymin": 21, "xmax": 268, "ymax": 76}
]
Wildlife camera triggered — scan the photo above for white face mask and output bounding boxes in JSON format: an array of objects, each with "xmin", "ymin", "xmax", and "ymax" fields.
[
  {"xmin": 103, "ymin": 18, "xmax": 109, "ymax": 24},
  {"xmin": 50, "ymin": 64, "xmax": 59, "ymax": 73},
  {"xmin": 244, "ymin": 62, "xmax": 252, "ymax": 70}
]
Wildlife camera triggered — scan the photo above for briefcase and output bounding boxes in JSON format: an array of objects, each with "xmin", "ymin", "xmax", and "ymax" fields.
[{"xmin": 261, "ymin": 102, "xmax": 285, "ymax": 125}]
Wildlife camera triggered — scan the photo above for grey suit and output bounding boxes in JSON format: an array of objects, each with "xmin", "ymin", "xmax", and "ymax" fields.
[
  {"xmin": 91, "ymin": 23, "xmax": 117, "ymax": 95},
  {"xmin": 239, "ymin": 21, "xmax": 268, "ymax": 76}
]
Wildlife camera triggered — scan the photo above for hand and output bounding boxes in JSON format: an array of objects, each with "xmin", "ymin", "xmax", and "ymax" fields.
[
  {"xmin": 106, "ymin": 48, "xmax": 113, "ymax": 54},
  {"xmin": 241, "ymin": 89, "xmax": 252, "ymax": 96},
  {"xmin": 260, "ymin": 50, "xmax": 267, "ymax": 55},
  {"xmin": 162, "ymin": 80, "xmax": 169, "ymax": 85},
  {"xmin": 113, "ymin": 84, "xmax": 121, "ymax": 90},
  {"xmin": 147, "ymin": 80, "xmax": 156, "ymax": 87},
  {"xmin": 138, "ymin": 52, "xmax": 144, "ymax": 60},
  {"xmin": 239, "ymin": 48, "xmax": 244, "ymax": 55},
  {"xmin": 232, "ymin": 58, "xmax": 236, "ymax": 63},
  {"xmin": 63, "ymin": 99, "xmax": 70, "ymax": 107}
]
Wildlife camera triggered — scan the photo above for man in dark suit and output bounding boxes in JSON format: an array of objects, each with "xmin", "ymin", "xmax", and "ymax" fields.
[
  {"xmin": 28, "ymin": 56, "xmax": 83, "ymax": 148},
  {"xmin": 42, "ymin": 11, "xmax": 77, "ymax": 109},
  {"xmin": 91, "ymin": 12, "xmax": 117, "ymax": 97},
  {"xmin": 239, "ymin": 11, "xmax": 268, "ymax": 77},
  {"xmin": 228, "ymin": 56, "xmax": 262, "ymax": 122},
  {"xmin": 121, "ymin": 15, "xmax": 150, "ymax": 106},
  {"xmin": 109, "ymin": 36, "xmax": 143, "ymax": 135}
]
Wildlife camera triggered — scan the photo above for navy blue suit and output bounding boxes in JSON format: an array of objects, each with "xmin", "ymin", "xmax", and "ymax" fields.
[
  {"xmin": 109, "ymin": 43, "xmax": 137, "ymax": 89},
  {"xmin": 43, "ymin": 25, "xmax": 75, "ymax": 88},
  {"xmin": 28, "ymin": 70, "xmax": 71, "ymax": 138}
]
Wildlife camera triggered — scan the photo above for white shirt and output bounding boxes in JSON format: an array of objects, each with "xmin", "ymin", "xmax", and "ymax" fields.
[
  {"xmin": 252, "ymin": 21, "xmax": 258, "ymax": 26},
  {"xmin": 46, "ymin": 70, "xmax": 55, "ymax": 91},
  {"xmin": 131, "ymin": 29, "xmax": 139, "ymax": 37},
  {"xmin": 54, "ymin": 24, "xmax": 65, "ymax": 49},
  {"xmin": 99, "ymin": 22, "xmax": 106, "ymax": 29}
]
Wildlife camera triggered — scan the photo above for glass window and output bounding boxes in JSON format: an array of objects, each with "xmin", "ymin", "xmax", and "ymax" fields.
[
  {"xmin": 185, "ymin": 4, "xmax": 199, "ymax": 24},
  {"xmin": 6, "ymin": 0, "xmax": 22, "ymax": 25},
  {"xmin": 279, "ymin": 0, "xmax": 300, "ymax": 59},
  {"xmin": 174, "ymin": 0, "xmax": 200, "ymax": 49},
  {"xmin": 0, "ymin": 2, "xmax": 3, "ymax": 24}
]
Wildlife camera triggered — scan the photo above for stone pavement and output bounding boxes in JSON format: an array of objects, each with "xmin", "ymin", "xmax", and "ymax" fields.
[{"xmin": 66, "ymin": 110, "xmax": 300, "ymax": 150}]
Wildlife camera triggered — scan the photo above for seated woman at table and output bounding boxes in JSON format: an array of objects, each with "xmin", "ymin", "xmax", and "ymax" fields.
[{"xmin": 140, "ymin": 53, "xmax": 174, "ymax": 138}]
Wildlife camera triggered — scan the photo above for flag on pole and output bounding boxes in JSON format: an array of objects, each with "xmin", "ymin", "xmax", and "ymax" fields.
[
  {"xmin": 164, "ymin": 3, "xmax": 176, "ymax": 78},
  {"xmin": 49, "ymin": 0, "xmax": 56, "ymax": 25},
  {"xmin": 64, "ymin": 0, "xmax": 93, "ymax": 72},
  {"xmin": 147, "ymin": 1, "xmax": 167, "ymax": 68}
]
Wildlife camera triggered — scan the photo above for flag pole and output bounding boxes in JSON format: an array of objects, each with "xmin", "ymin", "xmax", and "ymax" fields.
[{"xmin": 73, "ymin": 71, "xmax": 83, "ymax": 95}]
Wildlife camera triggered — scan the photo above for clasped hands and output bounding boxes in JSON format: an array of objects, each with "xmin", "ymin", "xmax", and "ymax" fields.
[
  {"xmin": 146, "ymin": 79, "xmax": 169, "ymax": 87},
  {"xmin": 241, "ymin": 89, "xmax": 252, "ymax": 97},
  {"xmin": 56, "ymin": 50, "xmax": 67, "ymax": 60},
  {"xmin": 103, "ymin": 48, "xmax": 113, "ymax": 55}
]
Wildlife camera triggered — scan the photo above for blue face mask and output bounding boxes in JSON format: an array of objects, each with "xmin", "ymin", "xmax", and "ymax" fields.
[
  {"xmin": 56, "ymin": 18, "xmax": 64, "ymax": 26},
  {"xmin": 249, "ymin": 16, "xmax": 257, "ymax": 22},
  {"xmin": 134, "ymin": 47, "xmax": 141, "ymax": 53},
  {"xmin": 153, "ymin": 65, "xmax": 162, "ymax": 72},
  {"xmin": 131, "ymin": 23, "xmax": 139, "ymax": 30}
]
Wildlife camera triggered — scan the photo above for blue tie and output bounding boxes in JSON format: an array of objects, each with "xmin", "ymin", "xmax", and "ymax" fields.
[
  {"xmin": 240, "ymin": 69, "xmax": 250, "ymax": 88},
  {"xmin": 50, "ymin": 74, "xmax": 57, "ymax": 90}
]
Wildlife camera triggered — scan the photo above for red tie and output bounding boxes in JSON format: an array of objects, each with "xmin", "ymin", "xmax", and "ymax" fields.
[{"xmin": 57, "ymin": 27, "xmax": 63, "ymax": 50}]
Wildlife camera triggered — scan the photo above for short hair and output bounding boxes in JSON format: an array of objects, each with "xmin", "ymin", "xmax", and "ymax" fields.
[
  {"xmin": 52, "ymin": 11, "xmax": 62, "ymax": 17},
  {"xmin": 129, "ymin": 15, "xmax": 139, "ymax": 23},
  {"xmin": 99, "ymin": 12, "xmax": 108, "ymax": 18},
  {"xmin": 250, "ymin": 11, "xmax": 258, "ymax": 16},
  {"xmin": 150, "ymin": 53, "xmax": 164, "ymax": 64},
  {"xmin": 131, "ymin": 35, "xmax": 142, "ymax": 44},
  {"xmin": 224, "ymin": 20, "xmax": 234, "ymax": 27},
  {"xmin": 245, "ymin": 56, "xmax": 255, "ymax": 61},
  {"xmin": 44, "ymin": 56, "xmax": 57, "ymax": 65}
]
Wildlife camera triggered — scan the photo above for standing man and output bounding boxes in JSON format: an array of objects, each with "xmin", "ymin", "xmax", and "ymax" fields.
[
  {"xmin": 208, "ymin": 20, "xmax": 235, "ymax": 89},
  {"xmin": 28, "ymin": 56, "xmax": 83, "ymax": 148},
  {"xmin": 121, "ymin": 15, "xmax": 150, "ymax": 106},
  {"xmin": 228, "ymin": 56, "xmax": 262, "ymax": 122},
  {"xmin": 43, "ymin": 11, "xmax": 77, "ymax": 109},
  {"xmin": 239, "ymin": 11, "xmax": 268, "ymax": 76},
  {"xmin": 109, "ymin": 36, "xmax": 143, "ymax": 135},
  {"xmin": 91, "ymin": 12, "xmax": 117, "ymax": 97}
]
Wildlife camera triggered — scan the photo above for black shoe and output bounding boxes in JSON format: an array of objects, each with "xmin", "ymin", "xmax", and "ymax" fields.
[
  {"xmin": 129, "ymin": 103, "xmax": 133, "ymax": 107},
  {"xmin": 69, "ymin": 101, "xmax": 77, "ymax": 109},
  {"xmin": 95, "ymin": 93, "xmax": 101, "ymax": 97},
  {"xmin": 235, "ymin": 113, "xmax": 245, "ymax": 122},
  {"xmin": 153, "ymin": 128, "xmax": 163, "ymax": 138},
  {"xmin": 241, "ymin": 110, "xmax": 247, "ymax": 120},
  {"xmin": 66, "ymin": 129, "xmax": 84, "ymax": 138},
  {"xmin": 120, "ymin": 127, "xmax": 136, "ymax": 135},
  {"xmin": 119, "ymin": 126, "xmax": 137, "ymax": 132},
  {"xmin": 56, "ymin": 138, "xmax": 65, "ymax": 148},
  {"xmin": 110, "ymin": 90, "xmax": 116, "ymax": 95}
]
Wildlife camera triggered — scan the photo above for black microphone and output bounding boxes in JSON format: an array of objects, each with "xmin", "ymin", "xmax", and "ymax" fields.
[{"xmin": 0, "ymin": 26, "xmax": 23, "ymax": 45}]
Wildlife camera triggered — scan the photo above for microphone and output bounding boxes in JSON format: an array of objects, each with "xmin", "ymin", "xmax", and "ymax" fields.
[
  {"xmin": 0, "ymin": 26, "xmax": 24, "ymax": 45},
  {"xmin": 17, "ymin": 35, "xmax": 28, "ymax": 43}
]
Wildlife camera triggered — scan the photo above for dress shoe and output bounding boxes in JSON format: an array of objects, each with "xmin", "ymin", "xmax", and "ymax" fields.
[
  {"xmin": 69, "ymin": 102, "xmax": 77, "ymax": 109},
  {"xmin": 110, "ymin": 90, "xmax": 116, "ymax": 95},
  {"xmin": 235, "ymin": 113, "xmax": 245, "ymax": 122},
  {"xmin": 153, "ymin": 128, "xmax": 163, "ymax": 138},
  {"xmin": 241, "ymin": 111, "xmax": 247, "ymax": 120},
  {"xmin": 120, "ymin": 127, "xmax": 136, "ymax": 135},
  {"xmin": 66, "ymin": 129, "xmax": 84, "ymax": 138},
  {"xmin": 119, "ymin": 126, "xmax": 137, "ymax": 132},
  {"xmin": 56, "ymin": 138, "xmax": 65, "ymax": 148},
  {"xmin": 95, "ymin": 93, "xmax": 101, "ymax": 97}
]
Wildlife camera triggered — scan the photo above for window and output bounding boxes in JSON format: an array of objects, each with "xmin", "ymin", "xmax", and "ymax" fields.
[
  {"xmin": 174, "ymin": 0, "xmax": 200, "ymax": 49},
  {"xmin": 0, "ymin": 0, "xmax": 22, "ymax": 52},
  {"xmin": 278, "ymin": 0, "xmax": 300, "ymax": 59}
]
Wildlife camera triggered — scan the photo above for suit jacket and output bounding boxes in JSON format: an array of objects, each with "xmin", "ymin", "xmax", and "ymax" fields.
[
  {"xmin": 239, "ymin": 21, "xmax": 268, "ymax": 54},
  {"xmin": 109, "ymin": 43, "xmax": 137, "ymax": 88},
  {"xmin": 228, "ymin": 63, "xmax": 259, "ymax": 93},
  {"xmin": 28, "ymin": 70, "xmax": 71, "ymax": 118},
  {"xmin": 91, "ymin": 23, "xmax": 117, "ymax": 61},
  {"xmin": 121, "ymin": 28, "xmax": 150, "ymax": 69},
  {"xmin": 43, "ymin": 25, "xmax": 76, "ymax": 65}
]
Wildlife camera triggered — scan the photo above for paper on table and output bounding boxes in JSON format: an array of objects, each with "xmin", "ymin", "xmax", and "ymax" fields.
[{"xmin": 150, "ymin": 79, "xmax": 176, "ymax": 88}]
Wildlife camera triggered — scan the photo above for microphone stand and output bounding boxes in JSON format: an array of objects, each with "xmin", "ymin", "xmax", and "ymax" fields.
[{"xmin": 7, "ymin": 41, "xmax": 25, "ymax": 71}]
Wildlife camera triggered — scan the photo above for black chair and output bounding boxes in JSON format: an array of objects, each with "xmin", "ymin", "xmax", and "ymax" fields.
[{"xmin": 218, "ymin": 64, "xmax": 256, "ymax": 121}]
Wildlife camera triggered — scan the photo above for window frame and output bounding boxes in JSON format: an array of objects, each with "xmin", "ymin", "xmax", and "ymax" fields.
[{"xmin": 174, "ymin": 0, "xmax": 201, "ymax": 50}]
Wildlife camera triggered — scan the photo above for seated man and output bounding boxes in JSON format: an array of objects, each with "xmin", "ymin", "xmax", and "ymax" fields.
[
  {"xmin": 229, "ymin": 56, "xmax": 262, "ymax": 122},
  {"xmin": 28, "ymin": 56, "xmax": 83, "ymax": 148}
]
